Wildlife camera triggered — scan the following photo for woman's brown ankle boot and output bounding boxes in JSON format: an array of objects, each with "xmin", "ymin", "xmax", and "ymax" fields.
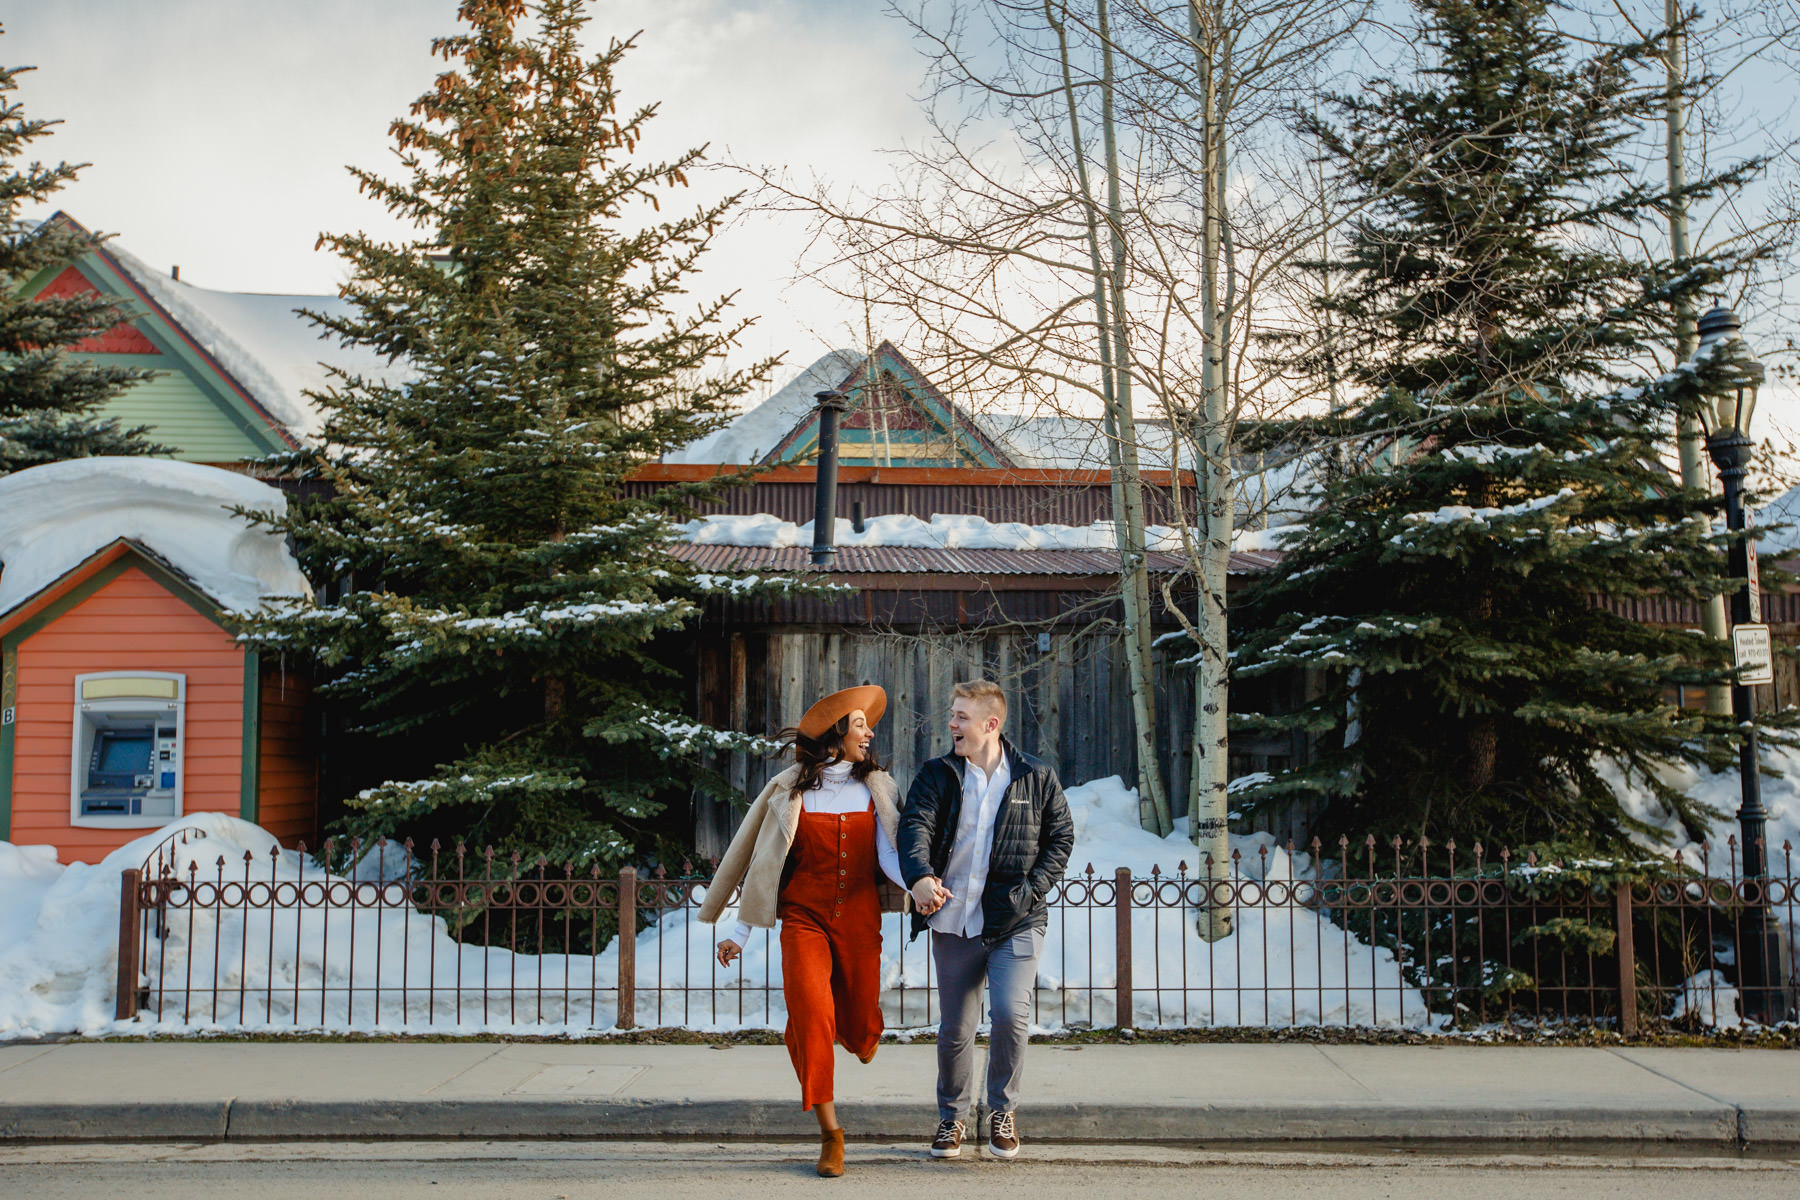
[{"xmin": 817, "ymin": 1128, "xmax": 845, "ymax": 1177}]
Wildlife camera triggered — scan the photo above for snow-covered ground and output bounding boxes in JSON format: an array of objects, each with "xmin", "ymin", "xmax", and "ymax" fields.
[
  {"xmin": 1597, "ymin": 743, "xmax": 1800, "ymax": 1029},
  {"xmin": 2, "ymin": 753, "xmax": 1792, "ymax": 1039},
  {"xmin": 0, "ymin": 779, "xmax": 1426, "ymax": 1038},
  {"xmin": 1600, "ymin": 744, "xmax": 1800, "ymax": 872}
]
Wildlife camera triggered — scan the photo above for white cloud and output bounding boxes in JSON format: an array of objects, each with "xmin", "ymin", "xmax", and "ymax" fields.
[{"xmin": 11, "ymin": 0, "xmax": 928, "ymax": 397}]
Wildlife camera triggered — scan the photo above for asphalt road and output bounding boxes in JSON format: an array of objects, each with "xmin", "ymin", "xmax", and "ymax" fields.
[{"xmin": 4, "ymin": 1141, "xmax": 1799, "ymax": 1199}]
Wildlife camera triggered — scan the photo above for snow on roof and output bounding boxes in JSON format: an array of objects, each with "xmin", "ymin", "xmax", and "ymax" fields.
[
  {"xmin": 104, "ymin": 242, "xmax": 405, "ymax": 444},
  {"xmin": 664, "ymin": 349, "xmax": 866, "ymax": 465},
  {"xmin": 679, "ymin": 511, "xmax": 1301, "ymax": 556},
  {"xmin": 0, "ymin": 458, "xmax": 311, "ymax": 618}
]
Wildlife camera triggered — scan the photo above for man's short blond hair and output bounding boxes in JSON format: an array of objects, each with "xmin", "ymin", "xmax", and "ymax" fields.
[{"xmin": 952, "ymin": 678, "xmax": 1007, "ymax": 724}]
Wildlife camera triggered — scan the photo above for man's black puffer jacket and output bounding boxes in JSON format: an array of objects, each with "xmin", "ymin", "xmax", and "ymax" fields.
[{"xmin": 897, "ymin": 736, "xmax": 1075, "ymax": 945}]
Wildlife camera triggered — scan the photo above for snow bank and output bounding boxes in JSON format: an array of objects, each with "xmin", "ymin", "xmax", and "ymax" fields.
[
  {"xmin": 0, "ymin": 777, "xmax": 1427, "ymax": 1037},
  {"xmin": 680, "ymin": 512, "xmax": 1302, "ymax": 557},
  {"xmin": 1598, "ymin": 743, "xmax": 1800, "ymax": 873},
  {"xmin": 1597, "ymin": 742, "xmax": 1800, "ymax": 1004},
  {"xmin": 0, "ymin": 458, "xmax": 311, "ymax": 617},
  {"xmin": 7, "ymin": 748, "xmax": 1792, "ymax": 1036},
  {"xmin": 0, "ymin": 814, "xmax": 271, "ymax": 1037}
]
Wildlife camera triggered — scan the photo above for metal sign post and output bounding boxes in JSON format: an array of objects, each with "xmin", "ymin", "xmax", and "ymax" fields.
[{"xmin": 1747, "ymin": 511, "xmax": 1762, "ymax": 622}]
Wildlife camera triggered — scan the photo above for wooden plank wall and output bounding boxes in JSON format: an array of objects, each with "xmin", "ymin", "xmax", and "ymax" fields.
[
  {"xmin": 256, "ymin": 660, "xmax": 318, "ymax": 846},
  {"xmin": 694, "ymin": 628, "xmax": 1319, "ymax": 858}
]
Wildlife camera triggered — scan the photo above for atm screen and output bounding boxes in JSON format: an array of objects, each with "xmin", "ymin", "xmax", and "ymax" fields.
[{"xmin": 98, "ymin": 734, "xmax": 152, "ymax": 775}]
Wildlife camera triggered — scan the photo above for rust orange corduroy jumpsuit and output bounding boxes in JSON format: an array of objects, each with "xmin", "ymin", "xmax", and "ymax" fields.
[{"xmin": 779, "ymin": 801, "xmax": 883, "ymax": 1111}]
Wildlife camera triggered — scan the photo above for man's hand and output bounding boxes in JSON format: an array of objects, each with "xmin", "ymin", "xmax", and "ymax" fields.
[
  {"xmin": 716, "ymin": 939, "xmax": 742, "ymax": 968},
  {"xmin": 910, "ymin": 876, "xmax": 952, "ymax": 915}
]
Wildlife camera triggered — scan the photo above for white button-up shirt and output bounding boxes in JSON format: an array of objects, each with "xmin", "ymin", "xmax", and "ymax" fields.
[
  {"xmin": 729, "ymin": 762, "xmax": 904, "ymax": 947},
  {"xmin": 928, "ymin": 752, "xmax": 1013, "ymax": 939}
]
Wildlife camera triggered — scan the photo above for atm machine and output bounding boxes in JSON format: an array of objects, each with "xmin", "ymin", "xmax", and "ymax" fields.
[{"xmin": 72, "ymin": 673, "xmax": 184, "ymax": 823}]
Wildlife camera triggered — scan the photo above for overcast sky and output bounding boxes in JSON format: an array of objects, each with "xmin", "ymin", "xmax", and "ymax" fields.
[
  {"xmin": 10, "ymin": 0, "xmax": 1798, "ymax": 451},
  {"xmin": 10, "ymin": 0, "xmax": 925, "ymax": 399}
]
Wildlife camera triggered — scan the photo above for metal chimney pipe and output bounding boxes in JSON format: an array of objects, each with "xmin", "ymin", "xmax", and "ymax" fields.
[{"xmin": 811, "ymin": 390, "xmax": 848, "ymax": 566}]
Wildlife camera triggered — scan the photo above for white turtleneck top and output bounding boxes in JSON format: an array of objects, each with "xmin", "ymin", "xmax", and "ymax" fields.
[{"xmin": 728, "ymin": 761, "xmax": 905, "ymax": 948}]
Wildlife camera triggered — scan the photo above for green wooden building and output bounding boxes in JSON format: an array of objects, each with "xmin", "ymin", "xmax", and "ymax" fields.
[{"xmin": 16, "ymin": 213, "xmax": 396, "ymax": 465}]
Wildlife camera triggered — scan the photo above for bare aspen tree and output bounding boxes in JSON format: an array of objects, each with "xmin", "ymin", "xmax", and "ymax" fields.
[
  {"xmin": 1182, "ymin": 0, "xmax": 1237, "ymax": 925},
  {"xmin": 755, "ymin": 0, "xmax": 1455, "ymax": 860},
  {"xmin": 1665, "ymin": 0, "xmax": 1733, "ymax": 712},
  {"xmin": 1048, "ymin": 1, "xmax": 1172, "ymax": 836}
]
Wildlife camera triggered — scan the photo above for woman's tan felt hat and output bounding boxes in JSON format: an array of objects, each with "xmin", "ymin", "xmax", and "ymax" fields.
[{"xmin": 799, "ymin": 684, "xmax": 887, "ymax": 739}]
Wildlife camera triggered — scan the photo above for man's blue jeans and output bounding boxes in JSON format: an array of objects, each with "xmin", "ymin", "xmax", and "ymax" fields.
[{"xmin": 932, "ymin": 926, "xmax": 1045, "ymax": 1122}]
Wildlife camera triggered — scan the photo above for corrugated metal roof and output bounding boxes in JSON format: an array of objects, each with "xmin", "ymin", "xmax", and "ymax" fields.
[{"xmin": 669, "ymin": 543, "xmax": 1279, "ymax": 576}]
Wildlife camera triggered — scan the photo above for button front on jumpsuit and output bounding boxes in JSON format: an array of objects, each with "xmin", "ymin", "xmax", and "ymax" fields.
[{"xmin": 778, "ymin": 802, "xmax": 883, "ymax": 1111}]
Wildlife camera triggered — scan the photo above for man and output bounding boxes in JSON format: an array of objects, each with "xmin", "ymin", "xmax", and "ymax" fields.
[{"xmin": 898, "ymin": 678, "xmax": 1074, "ymax": 1161}]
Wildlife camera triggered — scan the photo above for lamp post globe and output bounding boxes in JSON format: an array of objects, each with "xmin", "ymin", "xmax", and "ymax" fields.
[
  {"xmin": 1694, "ymin": 304, "xmax": 1791, "ymax": 1022},
  {"xmin": 1694, "ymin": 304, "xmax": 1763, "ymax": 444}
]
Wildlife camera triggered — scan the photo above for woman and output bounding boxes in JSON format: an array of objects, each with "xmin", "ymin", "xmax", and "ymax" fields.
[{"xmin": 699, "ymin": 684, "xmax": 922, "ymax": 1178}]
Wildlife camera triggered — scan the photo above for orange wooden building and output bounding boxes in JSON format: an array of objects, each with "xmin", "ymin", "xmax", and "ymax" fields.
[
  {"xmin": 0, "ymin": 540, "xmax": 315, "ymax": 863},
  {"xmin": 0, "ymin": 460, "xmax": 318, "ymax": 864}
]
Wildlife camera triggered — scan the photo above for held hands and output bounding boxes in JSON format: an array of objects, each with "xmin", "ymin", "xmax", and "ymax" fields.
[
  {"xmin": 716, "ymin": 939, "xmax": 742, "ymax": 969},
  {"xmin": 910, "ymin": 876, "xmax": 953, "ymax": 916}
]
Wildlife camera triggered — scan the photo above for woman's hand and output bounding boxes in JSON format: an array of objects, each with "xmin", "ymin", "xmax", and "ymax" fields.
[
  {"xmin": 910, "ymin": 876, "xmax": 952, "ymax": 916},
  {"xmin": 716, "ymin": 939, "xmax": 743, "ymax": 969}
]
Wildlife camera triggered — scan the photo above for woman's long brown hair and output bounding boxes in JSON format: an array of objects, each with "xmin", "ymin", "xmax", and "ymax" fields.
[{"xmin": 782, "ymin": 714, "xmax": 884, "ymax": 793}]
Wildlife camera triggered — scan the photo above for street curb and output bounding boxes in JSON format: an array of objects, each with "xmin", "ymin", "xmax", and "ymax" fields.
[
  {"xmin": 0, "ymin": 1101, "xmax": 231, "ymax": 1142},
  {"xmin": 1, "ymin": 1099, "xmax": 1782, "ymax": 1148}
]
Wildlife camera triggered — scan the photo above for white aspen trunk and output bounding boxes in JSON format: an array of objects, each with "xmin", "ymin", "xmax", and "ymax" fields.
[
  {"xmin": 1664, "ymin": 0, "xmax": 1730, "ymax": 714},
  {"xmin": 1048, "ymin": 1, "xmax": 1169, "ymax": 834},
  {"xmin": 1188, "ymin": 0, "xmax": 1232, "ymax": 939},
  {"xmin": 1097, "ymin": 0, "xmax": 1173, "ymax": 837}
]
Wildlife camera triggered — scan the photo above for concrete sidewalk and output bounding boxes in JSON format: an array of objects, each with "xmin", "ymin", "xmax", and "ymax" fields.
[{"xmin": 0, "ymin": 1041, "xmax": 1795, "ymax": 1149}]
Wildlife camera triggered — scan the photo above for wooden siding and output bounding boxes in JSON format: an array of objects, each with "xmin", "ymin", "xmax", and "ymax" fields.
[
  {"xmin": 693, "ymin": 628, "xmax": 1319, "ymax": 858},
  {"xmin": 255, "ymin": 661, "xmax": 317, "ymax": 845},
  {"xmin": 86, "ymin": 357, "xmax": 269, "ymax": 463},
  {"xmin": 37, "ymin": 266, "xmax": 161, "ymax": 354},
  {"xmin": 5, "ymin": 567, "xmax": 244, "ymax": 862}
]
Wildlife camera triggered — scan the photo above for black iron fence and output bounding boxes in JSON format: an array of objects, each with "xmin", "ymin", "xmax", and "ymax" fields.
[{"xmin": 114, "ymin": 834, "xmax": 1799, "ymax": 1034}]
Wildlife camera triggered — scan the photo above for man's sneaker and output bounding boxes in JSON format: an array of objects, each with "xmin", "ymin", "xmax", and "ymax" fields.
[
  {"xmin": 929, "ymin": 1118, "xmax": 966, "ymax": 1159},
  {"xmin": 986, "ymin": 1110, "xmax": 1020, "ymax": 1159}
]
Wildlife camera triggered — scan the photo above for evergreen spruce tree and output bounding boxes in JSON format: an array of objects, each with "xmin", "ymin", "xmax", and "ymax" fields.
[
  {"xmin": 1234, "ymin": 0, "xmax": 1766, "ymax": 852},
  {"xmin": 0, "ymin": 40, "xmax": 165, "ymax": 474},
  {"xmin": 241, "ymin": 0, "xmax": 791, "ymax": 870}
]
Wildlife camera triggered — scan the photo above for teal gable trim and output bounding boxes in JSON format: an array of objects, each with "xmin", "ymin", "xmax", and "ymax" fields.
[{"xmin": 766, "ymin": 342, "xmax": 1010, "ymax": 468}]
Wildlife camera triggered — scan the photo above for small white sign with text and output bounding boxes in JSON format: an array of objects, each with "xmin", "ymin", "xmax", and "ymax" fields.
[{"xmin": 1733, "ymin": 623, "xmax": 1774, "ymax": 687}]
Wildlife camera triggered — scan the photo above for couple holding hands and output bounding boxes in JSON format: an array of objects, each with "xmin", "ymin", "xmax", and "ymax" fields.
[{"xmin": 699, "ymin": 678, "xmax": 1075, "ymax": 1177}]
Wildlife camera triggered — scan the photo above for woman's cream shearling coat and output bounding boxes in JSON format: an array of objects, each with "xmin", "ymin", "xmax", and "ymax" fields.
[{"xmin": 698, "ymin": 764, "xmax": 904, "ymax": 929}]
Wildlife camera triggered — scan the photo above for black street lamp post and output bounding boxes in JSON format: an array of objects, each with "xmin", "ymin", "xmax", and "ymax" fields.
[{"xmin": 1694, "ymin": 304, "xmax": 1794, "ymax": 1024}]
